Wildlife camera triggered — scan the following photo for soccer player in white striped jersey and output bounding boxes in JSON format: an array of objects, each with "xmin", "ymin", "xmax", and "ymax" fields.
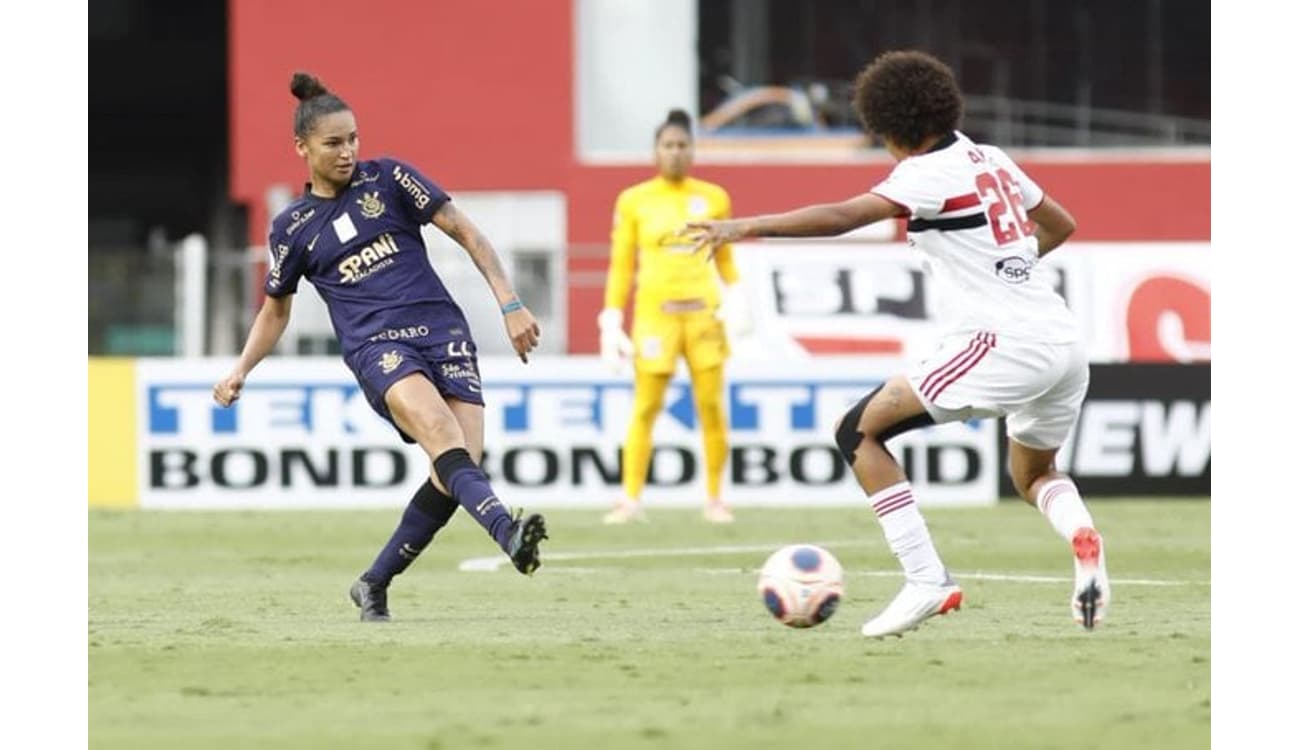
[{"xmin": 686, "ymin": 50, "xmax": 1108, "ymax": 638}]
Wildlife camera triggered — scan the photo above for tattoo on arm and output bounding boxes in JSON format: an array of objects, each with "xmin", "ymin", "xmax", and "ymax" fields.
[{"xmin": 435, "ymin": 204, "xmax": 513, "ymax": 299}]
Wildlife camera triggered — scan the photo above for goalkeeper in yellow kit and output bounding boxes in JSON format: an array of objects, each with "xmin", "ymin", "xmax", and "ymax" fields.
[{"xmin": 598, "ymin": 109, "xmax": 753, "ymax": 524}]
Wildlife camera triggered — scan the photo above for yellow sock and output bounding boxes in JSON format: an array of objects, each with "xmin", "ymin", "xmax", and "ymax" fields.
[
  {"xmin": 623, "ymin": 370, "xmax": 672, "ymax": 500},
  {"xmin": 691, "ymin": 365, "xmax": 728, "ymax": 501}
]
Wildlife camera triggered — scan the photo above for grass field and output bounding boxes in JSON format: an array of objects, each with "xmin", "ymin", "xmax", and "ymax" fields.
[{"xmin": 89, "ymin": 499, "xmax": 1210, "ymax": 749}]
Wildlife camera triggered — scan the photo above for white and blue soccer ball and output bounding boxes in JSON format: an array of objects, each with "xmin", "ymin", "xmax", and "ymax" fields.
[{"xmin": 757, "ymin": 544, "xmax": 844, "ymax": 628}]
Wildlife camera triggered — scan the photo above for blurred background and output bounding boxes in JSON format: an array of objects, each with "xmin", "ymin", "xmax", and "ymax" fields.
[{"xmin": 88, "ymin": 0, "xmax": 1209, "ymax": 510}]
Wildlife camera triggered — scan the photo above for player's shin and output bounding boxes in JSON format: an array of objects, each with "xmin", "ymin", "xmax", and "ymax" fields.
[
  {"xmin": 867, "ymin": 480, "xmax": 949, "ymax": 585},
  {"xmin": 362, "ymin": 480, "xmax": 459, "ymax": 585},
  {"xmin": 433, "ymin": 448, "xmax": 516, "ymax": 551},
  {"xmin": 1034, "ymin": 477, "xmax": 1095, "ymax": 541},
  {"xmin": 693, "ymin": 366, "xmax": 728, "ymax": 501}
]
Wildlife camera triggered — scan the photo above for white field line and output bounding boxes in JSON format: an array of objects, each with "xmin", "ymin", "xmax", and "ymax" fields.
[
  {"xmin": 695, "ymin": 568, "xmax": 1203, "ymax": 587},
  {"xmin": 457, "ymin": 540, "xmax": 868, "ymax": 572},
  {"xmin": 459, "ymin": 542, "xmax": 1209, "ymax": 586}
]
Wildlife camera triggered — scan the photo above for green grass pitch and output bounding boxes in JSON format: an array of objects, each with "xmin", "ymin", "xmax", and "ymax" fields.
[{"xmin": 90, "ymin": 499, "xmax": 1209, "ymax": 749}]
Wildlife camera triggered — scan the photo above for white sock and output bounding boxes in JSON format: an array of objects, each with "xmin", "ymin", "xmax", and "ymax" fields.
[
  {"xmin": 1036, "ymin": 478, "xmax": 1095, "ymax": 542},
  {"xmin": 869, "ymin": 481, "xmax": 947, "ymax": 586}
]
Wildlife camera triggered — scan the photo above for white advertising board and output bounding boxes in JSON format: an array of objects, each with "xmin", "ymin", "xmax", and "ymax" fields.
[
  {"xmin": 730, "ymin": 241, "xmax": 1209, "ymax": 364},
  {"xmin": 137, "ymin": 357, "xmax": 998, "ymax": 510}
]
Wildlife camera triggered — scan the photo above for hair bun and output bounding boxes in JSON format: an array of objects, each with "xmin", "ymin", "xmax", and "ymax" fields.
[
  {"xmin": 290, "ymin": 72, "xmax": 329, "ymax": 101},
  {"xmin": 666, "ymin": 108, "xmax": 692, "ymax": 128}
]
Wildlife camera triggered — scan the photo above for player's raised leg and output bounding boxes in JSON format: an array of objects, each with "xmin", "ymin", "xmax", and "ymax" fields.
[
  {"xmin": 835, "ymin": 375, "xmax": 962, "ymax": 638},
  {"xmin": 385, "ymin": 374, "xmax": 547, "ymax": 575},
  {"xmin": 1009, "ymin": 439, "xmax": 1109, "ymax": 630}
]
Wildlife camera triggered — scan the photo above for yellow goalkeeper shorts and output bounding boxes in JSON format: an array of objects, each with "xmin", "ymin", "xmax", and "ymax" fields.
[{"xmin": 632, "ymin": 306, "xmax": 728, "ymax": 374}]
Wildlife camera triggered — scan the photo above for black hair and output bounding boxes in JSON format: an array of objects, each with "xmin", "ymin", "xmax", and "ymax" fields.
[
  {"xmin": 852, "ymin": 50, "xmax": 963, "ymax": 151},
  {"xmin": 654, "ymin": 108, "xmax": 693, "ymax": 142},
  {"xmin": 290, "ymin": 71, "xmax": 351, "ymax": 138}
]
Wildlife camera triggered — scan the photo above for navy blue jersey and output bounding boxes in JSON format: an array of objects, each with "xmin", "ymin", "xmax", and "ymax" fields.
[{"xmin": 265, "ymin": 158, "xmax": 463, "ymax": 355}]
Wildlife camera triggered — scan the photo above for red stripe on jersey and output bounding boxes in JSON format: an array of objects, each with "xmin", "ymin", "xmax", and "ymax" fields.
[
  {"xmin": 927, "ymin": 339, "xmax": 992, "ymax": 401},
  {"xmin": 940, "ymin": 192, "xmax": 981, "ymax": 213}
]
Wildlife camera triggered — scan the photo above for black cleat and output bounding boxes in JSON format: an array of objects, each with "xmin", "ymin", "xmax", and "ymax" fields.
[
  {"xmin": 1076, "ymin": 580, "xmax": 1102, "ymax": 631},
  {"xmin": 349, "ymin": 578, "xmax": 391, "ymax": 622},
  {"xmin": 506, "ymin": 510, "xmax": 548, "ymax": 575}
]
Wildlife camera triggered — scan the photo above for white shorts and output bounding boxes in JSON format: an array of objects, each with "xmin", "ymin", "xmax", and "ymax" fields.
[{"xmin": 906, "ymin": 331, "xmax": 1089, "ymax": 450}]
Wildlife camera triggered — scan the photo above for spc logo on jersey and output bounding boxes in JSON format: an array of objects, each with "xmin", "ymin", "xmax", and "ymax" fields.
[{"xmin": 995, "ymin": 256, "xmax": 1034, "ymax": 284}]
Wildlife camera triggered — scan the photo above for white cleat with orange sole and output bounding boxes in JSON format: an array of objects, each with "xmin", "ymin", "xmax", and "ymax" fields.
[
  {"xmin": 860, "ymin": 578, "xmax": 963, "ymax": 638},
  {"xmin": 1071, "ymin": 527, "xmax": 1110, "ymax": 630}
]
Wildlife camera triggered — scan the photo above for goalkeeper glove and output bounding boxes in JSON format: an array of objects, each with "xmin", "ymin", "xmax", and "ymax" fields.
[
  {"xmin": 597, "ymin": 308, "xmax": 635, "ymax": 373},
  {"xmin": 716, "ymin": 283, "xmax": 755, "ymax": 339}
]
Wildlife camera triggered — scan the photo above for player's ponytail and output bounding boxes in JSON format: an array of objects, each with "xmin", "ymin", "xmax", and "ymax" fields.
[
  {"xmin": 290, "ymin": 71, "xmax": 351, "ymax": 137},
  {"xmin": 655, "ymin": 108, "xmax": 694, "ymax": 142}
]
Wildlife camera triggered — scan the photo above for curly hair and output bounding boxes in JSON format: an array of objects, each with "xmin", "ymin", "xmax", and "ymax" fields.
[{"xmin": 852, "ymin": 51, "xmax": 963, "ymax": 151}]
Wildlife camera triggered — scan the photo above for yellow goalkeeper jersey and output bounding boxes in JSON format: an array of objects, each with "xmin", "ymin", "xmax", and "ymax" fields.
[{"xmin": 604, "ymin": 175, "xmax": 739, "ymax": 314}]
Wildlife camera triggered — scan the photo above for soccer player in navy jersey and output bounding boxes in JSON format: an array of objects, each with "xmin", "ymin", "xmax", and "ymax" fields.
[{"xmin": 212, "ymin": 72, "xmax": 548, "ymax": 622}]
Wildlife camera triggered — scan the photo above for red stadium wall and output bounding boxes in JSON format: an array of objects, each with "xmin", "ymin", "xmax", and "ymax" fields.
[{"xmin": 229, "ymin": 0, "xmax": 1210, "ymax": 354}]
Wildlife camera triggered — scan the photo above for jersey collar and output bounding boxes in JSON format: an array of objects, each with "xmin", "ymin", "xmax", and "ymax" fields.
[{"xmin": 925, "ymin": 131, "xmax": 959, "ymax": 154}]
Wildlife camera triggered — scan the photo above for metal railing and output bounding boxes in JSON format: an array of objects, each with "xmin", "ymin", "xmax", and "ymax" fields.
[{"xmin": 962, "ymin": 95, "xmax": 1211, "ymax": 147}]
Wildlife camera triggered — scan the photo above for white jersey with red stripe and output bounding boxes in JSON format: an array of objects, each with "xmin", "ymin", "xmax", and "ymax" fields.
[{"xmin": 871, "ymin": 130, "xmax": 1078, "ymax": 344}]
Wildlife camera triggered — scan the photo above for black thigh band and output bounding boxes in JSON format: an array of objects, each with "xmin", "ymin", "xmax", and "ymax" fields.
[{"xmin": 833, "ymin": 385, "xmax": 936, "ymax": 464}]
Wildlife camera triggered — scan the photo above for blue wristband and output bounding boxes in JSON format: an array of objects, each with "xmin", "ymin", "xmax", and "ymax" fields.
[{"xmin": 501, "ymin": 299, "xmax": 524, "ymax": 314}]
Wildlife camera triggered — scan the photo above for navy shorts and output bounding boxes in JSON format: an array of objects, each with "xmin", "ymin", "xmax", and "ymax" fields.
[{"xmin": 346, "ymin": 333, "xmax": 485, "ymax": 444}]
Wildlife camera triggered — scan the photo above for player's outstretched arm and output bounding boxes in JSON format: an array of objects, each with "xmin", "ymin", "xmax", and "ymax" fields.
[
  {"xmin": 432, "ymin": 202, "xmax": 541, "ymax": 363},
  {"xmin": 214, "ymin": 294, "xmax": 293, "ymax": 407},
  {"xmin": 685, "ymin": 192, "xmax": 903, "ymax": 255},
  {"xmin": 1026, "ymin": 195, "xmax": 1076, "ymax": 258}
]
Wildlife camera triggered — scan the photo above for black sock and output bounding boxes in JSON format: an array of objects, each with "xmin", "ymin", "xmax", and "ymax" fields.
[
  {"xmin": 362, "ymin": 480, "xmax": 458, "ymax": 585},
  {"xmin": 433, "ymin": 448, "xmax": 515, "ymax": 552}
]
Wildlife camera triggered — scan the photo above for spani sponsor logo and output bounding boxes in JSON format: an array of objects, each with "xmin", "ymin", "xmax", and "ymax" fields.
[{"xmin": 338, "ymin": 233, "xmax": 400, "ymax": 283}]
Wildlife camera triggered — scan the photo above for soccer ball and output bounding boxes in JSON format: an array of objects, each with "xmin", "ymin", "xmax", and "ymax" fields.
[{"xmin": 757, "ymin": 545, "xmax": 844, "ymax": 628}]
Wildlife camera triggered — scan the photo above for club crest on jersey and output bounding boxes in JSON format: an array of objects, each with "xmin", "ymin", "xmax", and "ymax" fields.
[
  {"xmin": 379, "ymin": 350, "xmax": 404, "ymax": 374},
  {"xmin": 688, "ymin": 195, "xmax": 709, "ymax": 216},
  {"xmin": 357, "ymin": 191, "xmax": 386, "ymax": 220}
]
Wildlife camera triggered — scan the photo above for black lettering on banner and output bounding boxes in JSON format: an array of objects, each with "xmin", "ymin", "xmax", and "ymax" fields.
[
  {"xmin": 211, "ymin": 449, "xmax": 270, "ymax": 489},
  {"xmin": 898, "ymin": 445, "xmax": 916, "ymax": 478},
  {"xmin": 281, "ymin": 449, "xmax": 340, "ymax": 488},
  {"xmin": 502, "ymin": 447, "xmax": 560, "ymax": 486},
  {"xmin": 996, "ymin": 364, "xmax": 1210, "ymax": 497},
  {"xmin": 150, "ymin": 449, "xmax": 201, "ymax": 489},
  {"xmin": 731, "ymin": 445, "xmax": 779, "ymax": 486},
  {"xmin": 789, "ymin": 445, "xmax": 847, "ymax": 485},
  {"xmin": 352, "ymin": 448, "xmax": 407, "ymax": 488},
  {"xmin": 926, "ymin": 445, "xmax": 981, "ymax": 485},
  {"xmin": 647, "ymin": 446, "xmax": 696, "ymax": 487},
  {"xmin": 574, "ymin": 447, "xmax": 621, "ymax": 485}
]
